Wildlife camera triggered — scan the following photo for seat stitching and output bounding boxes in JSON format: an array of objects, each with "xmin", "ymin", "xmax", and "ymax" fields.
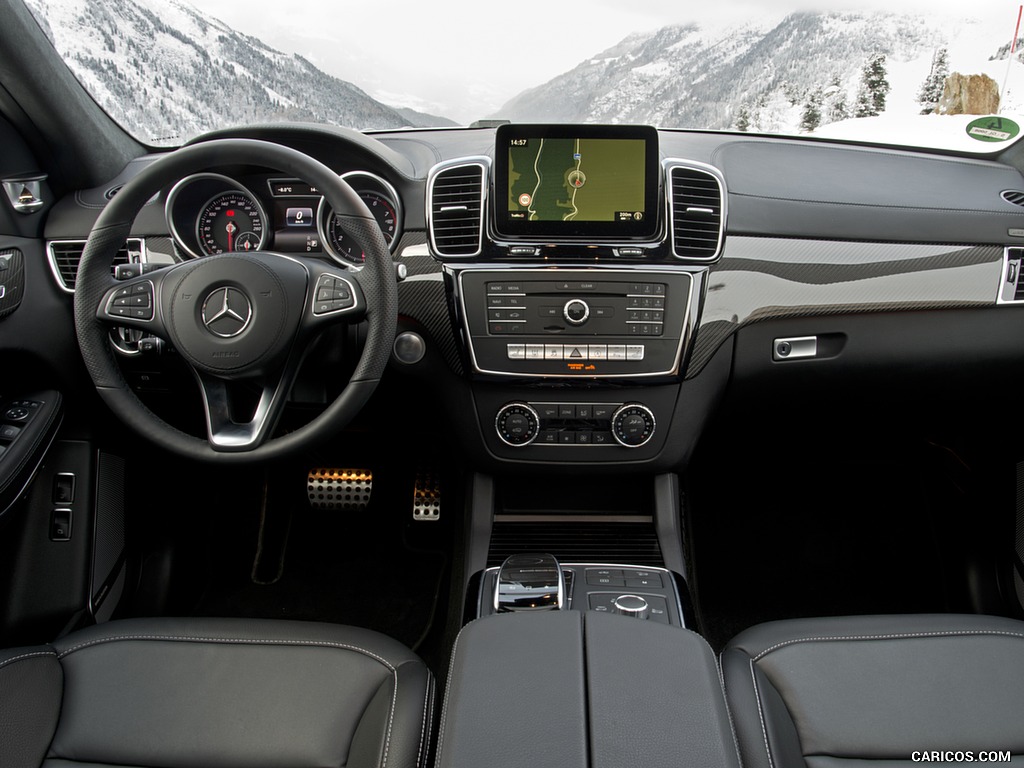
[
  {"xmin": 718, "ymin": 654, "xmax": 744, "ymax": 768},
  {"xmin": 416, "ymin": 674, "xmax": 431, "ymax": 768},
  {"xmin": 435, "ymin": 618, "xmax": 481, "ymax": 766},
  {"xmin": 56, "ymin": 634, "xmax": 396, "ymax": 671},
  {"xmin": 749, "ymin": 658, "xmax": 775, "ymax": 768},
  {"xmin": 753, "ymin": 630, "xmax": 1024, "ymax": 661},
  {"xmin": 378, "ymin": 671, "xmax": 398, "ymax": 768},
  {"xmin": 0, "ymin": 650, "xmax": 57, "ymax": 671}
]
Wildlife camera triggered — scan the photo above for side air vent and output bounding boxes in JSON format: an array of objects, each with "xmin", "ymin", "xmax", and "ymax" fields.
[
  {"xmin": 47, "ymin": 238, "xmax": 143, "ymax": 293},
  {"xmin": 427, "ymin": 159, "xmax": 487, "ymax": 258},
  {"xmin": 104, "ymin": 184, "xmax": 124, "ymax": 200},
  {"xmin": 667, "ymin": 162, "xmax": 726, "ymax": 261},
  {"xmin": 1002, "ymin": 190, "xmax": 1024, "ymax": 208},
  {"xmin": 998, "ymin": 247, "xmax": 1024, "ymax": 304}
]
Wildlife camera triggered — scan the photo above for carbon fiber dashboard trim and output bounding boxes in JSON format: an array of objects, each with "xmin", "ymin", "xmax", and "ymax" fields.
[
  {"xmin": 393, "ymin": 232, "xmax": 464, "ymax": 373},
  {"xmin": 685, "ymin": 237, "xmax": 1004, "ymax": 378}
]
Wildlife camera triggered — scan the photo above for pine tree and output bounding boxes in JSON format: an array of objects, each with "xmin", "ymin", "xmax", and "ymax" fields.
[
  {"xmin": 917, "ymin": 47, "xmax": 948, "ymax": 115},
  {"xmin": 854, "ymin": 53, "xmax": 890, "ymax": 117},
  {"xmin": 801, "ymin": 88, "xmax": 823, "ymax": 132},
  {"xmin": 824, "ymin": 76, "xmax": 849, "ymax": 123},
  {"xmin": 735, "ymin": 104, "xmax": 751, "ymax": 132}
]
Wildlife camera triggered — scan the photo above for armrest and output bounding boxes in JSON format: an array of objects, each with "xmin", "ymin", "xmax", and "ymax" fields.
[
  {"xmin": 437, "ymin": 611, "xmax": 740, "ymax": 768},
  {"xmin": 0, "ymin": 390, "xmax": 62, "ymax": 519}
]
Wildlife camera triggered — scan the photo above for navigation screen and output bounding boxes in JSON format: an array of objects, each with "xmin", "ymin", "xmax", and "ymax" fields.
[{"xmin": 494, "ymin": 124, "xmax": 659, "ymax": 241}]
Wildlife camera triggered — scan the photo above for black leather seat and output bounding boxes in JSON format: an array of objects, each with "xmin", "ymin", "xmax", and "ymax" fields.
[
  {"xmin": 1, "ymin": 617, "xmax": 434, "ymax": 768},
  {"xmin": 722, "ymin": 614, "xmax": 1024, "ymax": 768}
]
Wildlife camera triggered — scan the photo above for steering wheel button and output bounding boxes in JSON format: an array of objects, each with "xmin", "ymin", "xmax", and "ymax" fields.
[
  {"xmin": 317, "ymin": 287, "xmax": 332, "ymax": 301},
  {"xmin": 129, "ymin": 295, "xmax": 150, "ymax": 307},
  {"xmin": 131, "ymin": 283, "xmax": 150, "ymax": 294},
  {"xmin": 113, "ymin": 297, "xmax": 130, "ymax": 307},
  {"xmin": 115, "ymin": 287, "xmax": 131, "ymax": 299},
  {"xmin": 111, "ymin": 306, "xmax": 131, "ymax": 317},
  {"xmin": 131, "ymin": 307, "xmax": 153, "ymax": 319},
  {"xmin": 333, "ymin": 289, "xmax": 351, "ymax": 301}
]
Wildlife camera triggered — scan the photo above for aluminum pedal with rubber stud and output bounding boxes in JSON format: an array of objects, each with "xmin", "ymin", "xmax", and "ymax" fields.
[
  {"xmin": 307, "ymin": 468, "xmax": 373, "ymax": 511},
  {"xmin": 412, "ymin": 471, "xmax": 441, "ymax": 522}
]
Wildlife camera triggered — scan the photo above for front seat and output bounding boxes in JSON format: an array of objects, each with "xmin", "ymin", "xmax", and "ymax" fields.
[
  {"xmin": 721, "ymin": 613, "xmax": 1024, "ymax": 768},
  {"xmin": 1, "ymin": 617, "xmax": 434, "ymax": 768}
]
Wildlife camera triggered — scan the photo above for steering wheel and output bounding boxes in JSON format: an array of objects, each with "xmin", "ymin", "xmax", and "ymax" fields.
[{"xmin": 74, "ymin": 139, "xmax": 397, "ymax": 463}]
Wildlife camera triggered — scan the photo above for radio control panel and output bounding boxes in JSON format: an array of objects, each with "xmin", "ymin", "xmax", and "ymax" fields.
[{"xmin": 456, "ymin": 269, "xmax": 694, "ymax": 378}]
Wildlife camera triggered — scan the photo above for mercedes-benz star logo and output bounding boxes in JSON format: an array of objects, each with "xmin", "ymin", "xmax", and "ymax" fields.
[{"xmin": 201, "ymin": 286, "xmax": 252, "ymax": 338}]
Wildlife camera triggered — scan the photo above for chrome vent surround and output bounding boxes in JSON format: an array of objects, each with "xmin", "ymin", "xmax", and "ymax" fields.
[
  {"xmin": 1002, "ymin": 190, "xmax": 1024, "ymax": 208},
  {"xmin": 47, "ymin": 238, "xmax": 144, "ymax": 292},
  {"xmin": 666, "ymin": 160, "xmax": 726, "ymax": 261},
  {"xmin": 427, "ymin": 158, "xmax": 488, "ymax": 258},
  {"xmin": 998, "ymin": 247, "xmax": 1024, "ymax": 304}
]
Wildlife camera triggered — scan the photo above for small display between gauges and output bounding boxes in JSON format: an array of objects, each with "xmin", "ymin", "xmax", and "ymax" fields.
[
  {"xmin": 267, "ymin": 173, "xmax": 401, "ymax": 267},
  {"xmin": 196, "ymin": 191, "xmax": 267, "ymax": 255}
]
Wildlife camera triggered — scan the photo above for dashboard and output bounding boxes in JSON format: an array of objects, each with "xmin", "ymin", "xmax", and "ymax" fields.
[{"xmin": 22, "ymin": 121, "xmax": 1024, "ymax": 470}]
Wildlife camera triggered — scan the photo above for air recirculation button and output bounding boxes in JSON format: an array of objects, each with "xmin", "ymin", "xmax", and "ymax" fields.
[
  {"xmin": 611, "ymin": 403, "xmax": 656, "ymax": 448},
  {"xmin": 495, "ymin": 403, "xmax": 539, "ymax": 447}
]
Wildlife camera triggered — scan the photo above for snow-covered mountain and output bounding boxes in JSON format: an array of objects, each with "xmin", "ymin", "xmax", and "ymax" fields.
[
  {"xmin": 22, "ymin": 0, "xmax": 452, "ymax": 145},
  {"xmin": 495, "ymin": 11, "xmax": 1023, "ymax": 134}
]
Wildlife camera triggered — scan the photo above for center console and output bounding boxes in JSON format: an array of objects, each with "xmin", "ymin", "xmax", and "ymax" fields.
[{"xmin": 426, "ymin": 122, "xmax": 726, "ymax": 467}]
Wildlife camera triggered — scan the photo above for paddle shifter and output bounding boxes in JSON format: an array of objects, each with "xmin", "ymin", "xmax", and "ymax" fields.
[{"xmin": 494, "ymin": 553, "xmax": 566, "ymax": 612}]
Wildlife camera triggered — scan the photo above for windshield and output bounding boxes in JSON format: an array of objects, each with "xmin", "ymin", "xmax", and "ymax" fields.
[{"xmin": 21, "ymin": 0, "xmax": 1024, "ymax": 153}]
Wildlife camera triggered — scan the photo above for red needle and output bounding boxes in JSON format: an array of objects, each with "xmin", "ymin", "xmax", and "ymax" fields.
[{"xmin": 225, "ymin": 220, "xmax": 237, "ymax": 252}]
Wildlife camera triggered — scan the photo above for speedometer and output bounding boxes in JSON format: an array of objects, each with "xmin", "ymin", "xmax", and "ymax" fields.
[
  {"xmin": 316, "ymin": 172, "xmax": 402, "ymax": 266},
  {"xmin": 196, "ymin": 191, "xmax": 267, "ymax": 255}
]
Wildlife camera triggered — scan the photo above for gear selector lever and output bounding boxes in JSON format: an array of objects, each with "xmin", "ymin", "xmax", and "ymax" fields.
[{"xmin": 494, "ymin": 553, "xmax": 565, "ymax": 612}]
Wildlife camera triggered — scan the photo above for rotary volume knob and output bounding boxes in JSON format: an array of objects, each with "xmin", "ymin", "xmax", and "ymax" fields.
[
  {"xmin": 563, "ymin": 299, "xmax": 590, "ymax": 326},
  {"xmin": 611, "ymin": 403, "xmax": 656, "ymax": 448},
  {"xmin": 495, "ymin": 403, "xmax": 539, "ymax": 447}
]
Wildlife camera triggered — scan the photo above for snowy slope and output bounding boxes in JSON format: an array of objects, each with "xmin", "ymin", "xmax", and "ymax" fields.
[
  {"xmin": 22, "ymin": 0, "xmax": 441, "ymax": 145},
  {"xmin": 496, "ymin": 10, "xmax": 1024, "ymax": 140}
]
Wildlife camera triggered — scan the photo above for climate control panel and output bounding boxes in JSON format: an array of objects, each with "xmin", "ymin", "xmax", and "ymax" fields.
[{"xmin": 495, "ymin": 401, "xmax": 656, "ymax": 448}]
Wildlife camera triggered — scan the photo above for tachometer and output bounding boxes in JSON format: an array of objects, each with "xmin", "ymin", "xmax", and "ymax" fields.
[
  {"xmin": 196, "ymin": 191, "xmax": 267, "ymax": 255},
  {"xmin": 317, "ymin": 172, "xmax": 402, "ymax": 266}
]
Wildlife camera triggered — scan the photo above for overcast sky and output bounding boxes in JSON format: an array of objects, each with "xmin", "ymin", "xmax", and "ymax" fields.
[{"xmin": 187, "ymin": 0, "xmax": 1024, "ymax": 123}]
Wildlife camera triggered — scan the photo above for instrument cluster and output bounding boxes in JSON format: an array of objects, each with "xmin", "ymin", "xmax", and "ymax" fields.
[{"xmin": 164, "ymin": 170, "xmax": 402, "ymax": 267}]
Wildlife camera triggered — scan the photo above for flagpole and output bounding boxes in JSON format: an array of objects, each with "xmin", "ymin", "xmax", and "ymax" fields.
[{"xmin": 1001, "ymin": 5, "xmax": 1023, "ymax": 112}]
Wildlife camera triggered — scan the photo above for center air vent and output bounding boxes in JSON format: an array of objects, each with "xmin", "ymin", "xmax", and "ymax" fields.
[
  {"xmin": 667, "ymin": 162, "xmax": 726, "ymax": 261},
  {"xmin": 427, "ymin": 159, "xmax": 487, "ymax": 258},
  {"xmin": 47, "ymin": 238, "xmax": 143, "ymax": 293}
]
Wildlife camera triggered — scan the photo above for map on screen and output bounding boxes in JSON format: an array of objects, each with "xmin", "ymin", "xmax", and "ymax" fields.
[{"xmin": 506, "ymin": 137, "xmax": 647, "ymax": 224}]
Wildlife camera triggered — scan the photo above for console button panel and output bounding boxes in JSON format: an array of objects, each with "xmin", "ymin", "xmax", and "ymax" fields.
[
  {"xmin": 478, "ymin": 563, "xmax": 684, "ymax": 627},
  {"xmin": 457, "ymin": 269, "xmax": 694, "ymax": 378}
]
